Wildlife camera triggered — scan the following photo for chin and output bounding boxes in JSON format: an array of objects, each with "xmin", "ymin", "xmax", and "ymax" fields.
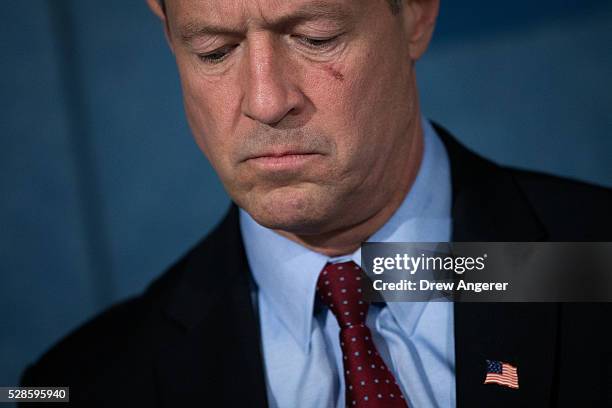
[{"xmin": 242, "ymin": 186, "xmax": 334, "ymax": 234}]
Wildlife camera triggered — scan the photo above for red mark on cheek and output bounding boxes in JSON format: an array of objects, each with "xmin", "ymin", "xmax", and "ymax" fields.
[{"xmin": 325, "ymin": 65, "xmax": 344, "ymax": 81}]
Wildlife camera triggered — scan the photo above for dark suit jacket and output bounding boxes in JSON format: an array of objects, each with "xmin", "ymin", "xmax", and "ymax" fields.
[{"xmin": 21, "ymin": 126, "xmax": 612, "ymax": 407}]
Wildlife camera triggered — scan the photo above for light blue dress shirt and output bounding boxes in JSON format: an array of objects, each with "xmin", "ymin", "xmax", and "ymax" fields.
[{"xmin": 240, "ymin": 118, "xmax": 455, "ymax": 408}]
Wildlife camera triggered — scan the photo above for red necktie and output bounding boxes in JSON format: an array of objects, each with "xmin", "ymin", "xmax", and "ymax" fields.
[{"xmin": 317, "ymin": 261, "xmax": 408, "ymax": 407}]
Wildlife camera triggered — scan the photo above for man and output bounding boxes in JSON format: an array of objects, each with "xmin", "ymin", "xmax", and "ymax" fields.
[{"xmin": 21, "ymin": 0, "xmax": 612, "ymax": 407}]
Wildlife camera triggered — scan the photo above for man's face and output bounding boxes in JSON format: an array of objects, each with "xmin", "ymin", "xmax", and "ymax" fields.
[{"xmin": 162, "ymin": 0, "xmax": 433, "ymax": 236}]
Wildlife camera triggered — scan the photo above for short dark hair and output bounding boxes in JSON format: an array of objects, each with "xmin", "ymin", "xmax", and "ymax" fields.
[{"xmin": 158, "ymin": 0, "xmax": 403, "ymax": 15}]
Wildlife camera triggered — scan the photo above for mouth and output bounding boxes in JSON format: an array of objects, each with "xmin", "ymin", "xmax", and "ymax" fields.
[{"xmin": 244, "ymin": 151, "xmax": 323, "ymax": 171}]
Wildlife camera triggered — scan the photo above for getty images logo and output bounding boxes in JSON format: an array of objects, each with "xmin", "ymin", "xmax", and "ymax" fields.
[{"xmin": 371, "ymin": 253, "xmax": 488, "ymax": 275}]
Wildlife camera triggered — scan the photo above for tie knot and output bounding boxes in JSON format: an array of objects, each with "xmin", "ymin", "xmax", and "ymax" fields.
[{"xmin": 316, "ymin": 261, "xmax": 368, "ymax": 327}]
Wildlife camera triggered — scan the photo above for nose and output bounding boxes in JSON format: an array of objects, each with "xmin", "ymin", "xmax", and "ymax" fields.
[{"xmin": 241, "ymin": 38, "xmax": 305, "ymax": 126}]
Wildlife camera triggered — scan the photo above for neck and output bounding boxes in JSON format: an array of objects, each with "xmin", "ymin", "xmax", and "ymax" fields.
[{"xmin": 275, "ymin": 118, "xmax": 425, "ymax": 257}]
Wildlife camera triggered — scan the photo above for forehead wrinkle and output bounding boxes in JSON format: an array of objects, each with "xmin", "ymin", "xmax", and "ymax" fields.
[
  {"xmin": 178, "ymin": 0, "xmax": 353, "ymax": 44},
  {"xmin": 263, "ymin": 0, "xmax": 354, "ymax": 31},
  {"xmin": 179, "ymin": 20, "xmax": 247, "ymax": 45}
]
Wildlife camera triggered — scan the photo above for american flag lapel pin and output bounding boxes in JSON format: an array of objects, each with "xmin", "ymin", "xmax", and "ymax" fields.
[{"xmin": 484, "ymin": 360, "xmax": 519, "ymax": 389}]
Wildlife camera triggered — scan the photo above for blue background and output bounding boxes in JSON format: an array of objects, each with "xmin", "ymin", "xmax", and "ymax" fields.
[{"xmin": 2, "ymin": 0, "xmax": 611, "ymax": 388}]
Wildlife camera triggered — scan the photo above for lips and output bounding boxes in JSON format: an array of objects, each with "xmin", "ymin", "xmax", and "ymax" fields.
[
  {"xmin": 243, "ymin": 150, "xmax": 322, "ymax": 171},
  {"xmin": 244, "ymin": 149, "xmax": 319, "ymax": 161}
]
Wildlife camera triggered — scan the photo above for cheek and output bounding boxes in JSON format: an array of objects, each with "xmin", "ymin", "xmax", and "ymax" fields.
[
  {"xmin": 309, "ymin": 53, "xmax": 411, "ymax": 182},
  {"xmin": 311, "ymin": 62, "xmax": 387, "ymax": 155},
  {"xmin": 178, "ymin": 64, "xmax": 240, "ymax": 167}
]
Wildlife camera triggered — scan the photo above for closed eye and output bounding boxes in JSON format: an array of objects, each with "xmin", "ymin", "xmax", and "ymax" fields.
[
  {"xmin": 293, "ymin": 35, "xmax": 340, "ymax": 49},
  {"xmin": 197, "ymin": 44, "xmax": 238, "ymax": 64}
]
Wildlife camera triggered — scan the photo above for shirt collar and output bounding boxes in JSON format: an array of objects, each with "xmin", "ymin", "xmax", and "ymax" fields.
[{"xmin": 240, "ymin": 117, "xmax": 452, "ymax": 351}]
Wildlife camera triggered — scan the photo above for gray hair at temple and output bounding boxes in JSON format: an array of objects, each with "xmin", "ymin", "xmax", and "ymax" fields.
[{"xmin": 158, "ymin": 0, "xmax": 404, "ymax": 14}]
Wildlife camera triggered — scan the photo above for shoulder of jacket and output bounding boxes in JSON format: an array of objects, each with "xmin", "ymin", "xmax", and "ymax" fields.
[{"xmin": 505, "ymin": 167, "xmax": 612, "ymax": 240}]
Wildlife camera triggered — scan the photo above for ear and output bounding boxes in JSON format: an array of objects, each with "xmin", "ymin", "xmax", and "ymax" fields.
[
  {"xmin": 146, "ymin": 0, "xmax": 174, "ymax": 52},
  {"xmin": 400, "ymin": 0, "xmax": 440, "ymax": 61}
]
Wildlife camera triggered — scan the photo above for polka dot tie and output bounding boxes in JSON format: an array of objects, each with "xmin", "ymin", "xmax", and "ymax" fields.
[{"xmin": 317, "ymin": 261, "xmax": 408, "ymax": 407}]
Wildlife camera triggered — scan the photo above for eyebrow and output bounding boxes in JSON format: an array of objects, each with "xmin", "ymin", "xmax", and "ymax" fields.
[{"xmin": 179, "ymin": 1, "xmax": 352, "ymax": 45}]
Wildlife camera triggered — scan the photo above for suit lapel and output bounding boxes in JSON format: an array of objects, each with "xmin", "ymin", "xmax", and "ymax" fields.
[
  {"xmin": 436, "ymin": 124, "xmax": 558, "ymax": 407},
  {"xmin": 436, "ymin": 123, "xmax": 547, "ymax": 242},
  {"xmin": 153, "ymin": 206, "xmax": 268, "ymax": 407}
]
